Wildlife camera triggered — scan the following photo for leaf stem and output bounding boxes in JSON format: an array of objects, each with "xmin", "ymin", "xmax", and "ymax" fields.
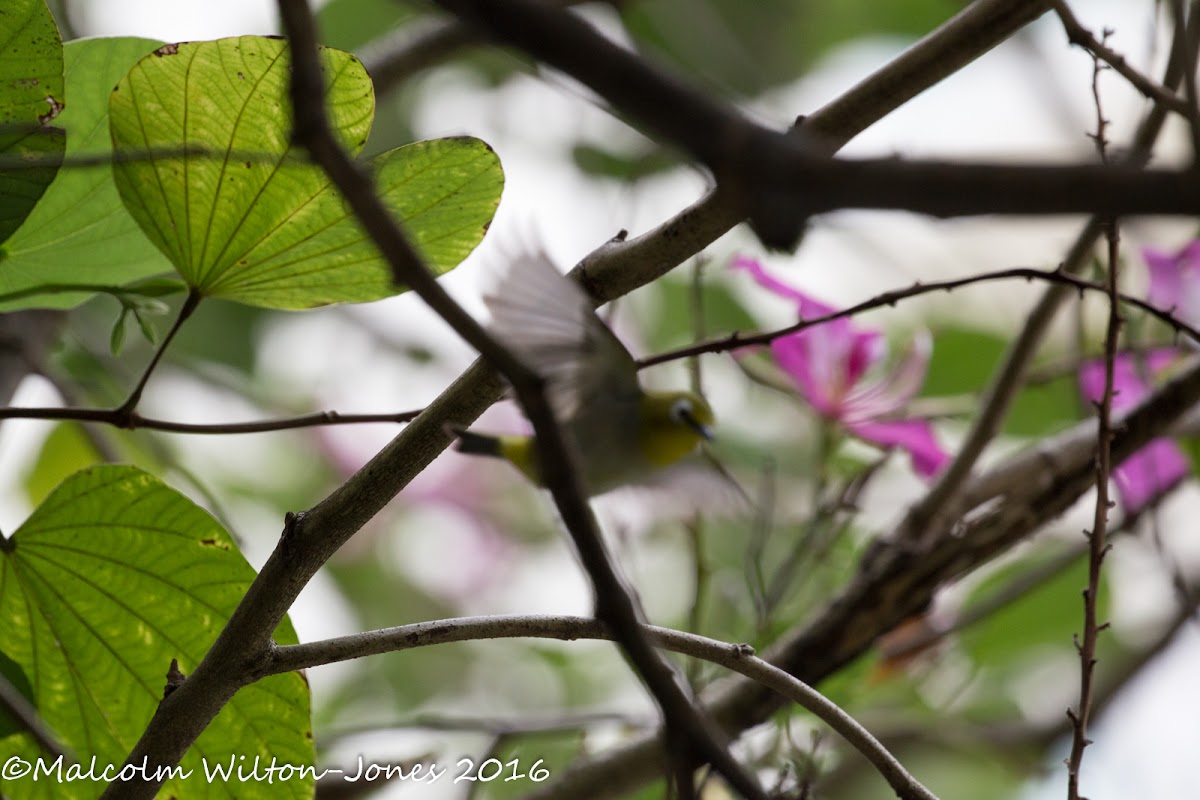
[{"xmin": 115, "ymin": 288, "xmax": 201, "ymax": 418}]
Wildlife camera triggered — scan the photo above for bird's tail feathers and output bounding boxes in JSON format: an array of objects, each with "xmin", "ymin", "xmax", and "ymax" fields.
[{"xmin": 446, "ymin": 425, "xmax": 504, "ymax": 458}]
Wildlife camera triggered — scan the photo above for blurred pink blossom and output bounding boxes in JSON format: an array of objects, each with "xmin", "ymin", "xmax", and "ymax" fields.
[
  {"xmin": 1078, "ymin": 350, "xmax": 1190, "ymax": 513},
  {"xmin": 1143, "ymin": 240, "xmax": 1200, "ymax": 328},
  {"xmin": 734, "ymin": 256, "xmax": 949, "ymax": 478}
]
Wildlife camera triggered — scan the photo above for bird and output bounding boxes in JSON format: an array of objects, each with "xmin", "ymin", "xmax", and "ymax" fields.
[{"xmin": 449, "ymin": 249, "xmax": 717, "ymax": 496}]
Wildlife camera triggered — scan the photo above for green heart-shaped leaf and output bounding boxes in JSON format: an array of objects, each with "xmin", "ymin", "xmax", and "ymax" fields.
[
  {"xmin": 0, "ymin": 466, "xmax": 311, "ymax": 800},
  {"xmin": 208, "ymin": 135, "xmax": 502, "ymax": 308},
  {"xmin": 0, "ymin": 37, "xmax": 170, "ymax": 312},
  {"xmin": 109, "ymin": 35, "xmax": 502, "ymax": 309},
  {"xmin": 0, "ymin": 0, "xmax": 65, "ymax": 245}
]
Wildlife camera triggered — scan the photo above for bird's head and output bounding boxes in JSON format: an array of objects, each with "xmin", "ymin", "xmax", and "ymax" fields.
[{"xmin": 640, "ymin": 391, "xmax": 715, "ymax": 468}]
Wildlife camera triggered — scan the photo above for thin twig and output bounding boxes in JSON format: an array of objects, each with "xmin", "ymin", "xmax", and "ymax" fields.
[
  {"xmin": 1066, "ymin": 54, "xmax": 1120, "ymax": 798},
  {"xmin": 90, "ymin": 3, "xmax": 1094, "ymax": 798},
  {"xmin": 0, "ymin": 145, "xmax": 300, "ymax": 171},
  {"xmin": 317, "ymin": 710, "xmax": 651, "ymax": 743},
  {"xmin": 0, "ymin": 671, "xmax": 69, "ymax": 760},
  {"xmin": 1169, "ymin": 0, "xmax": 1200, "ymax": 162},
  {"xmin": 1052, "ymin": 0, "xmax": 1191, "ymax": 118},
  {"xmin": 639, "ymin": 266, "xmax": 1200, "ymax": 368},
  {"xmin": 0, "ymin": 405, "xmax": 422, "ymax": 433},
  {"xmin": 277, "ymin": 4, "xmax": 763, "ymax": 799},
  {"xmin": 266, "ymin": 614, "xmax": 939, "ymax": 800},
  {"xmin": 883, "ymin": 11, "xmax": 1195, "ymax": 562}
]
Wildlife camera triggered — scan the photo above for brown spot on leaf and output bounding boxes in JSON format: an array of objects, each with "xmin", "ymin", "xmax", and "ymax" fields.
[
  {"xmin": 237, "ymin": 71, "xmax": 245, "ymax": 80},
  {"xmin": 14, "ymin": 78, "xmax": 39, "ymax": 87},
  {"xmin": 154, "ymin": 43, "xmax": 180, "ymax": 57},
  {"xmin": 39, "ymin": 95, "xmax": 63, "ymax": 125}
]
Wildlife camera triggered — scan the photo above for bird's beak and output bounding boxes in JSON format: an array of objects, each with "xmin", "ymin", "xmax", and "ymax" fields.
[{"xmin": 681, "ymin": 410, "xmax": 714, "ymax": 441}]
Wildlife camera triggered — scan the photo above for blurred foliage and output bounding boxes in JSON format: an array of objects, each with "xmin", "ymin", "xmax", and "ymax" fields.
[
  {"xmin": 622, "ymin": 0, "xmax": 960, "ymax": 96},
  {"xmin": 924, "ymin": 327, "xmax": 1081, "ymax": 436},
  {"xmin": 0, "ymin": 1, "xmax": 1189, "ymax": 798},
  {"xmin": 317, "ymin": 0, "xmax": 417, "ymax": 52}
]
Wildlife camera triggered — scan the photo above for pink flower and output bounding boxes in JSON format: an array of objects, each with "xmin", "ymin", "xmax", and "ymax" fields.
[
  {"xmin": 1078, "ymin": 350, "xmax": 1190, "ymax": 513},
  {"xmin": 1143, "ymin": 240, "xmax": 1200, "ymax": 328},
  {"xmin": 734, "ymin": 256, "xmax": 949, "ymax": 478}
]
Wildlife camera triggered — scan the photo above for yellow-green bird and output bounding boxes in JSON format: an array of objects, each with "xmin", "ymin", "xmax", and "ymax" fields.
[{"xmin": 451, "ymin": 250, "xmax": 716, "ymax": 496}]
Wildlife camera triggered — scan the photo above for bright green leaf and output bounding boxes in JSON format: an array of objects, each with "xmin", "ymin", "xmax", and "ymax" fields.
[
  {"xmin": 122, "ymin": 275, "xmax": 188, "ymax": 298},
  {"xmin": 0, "ymin": 466, "xmax": 311, "ymax": 800},
  {"xmin": 0, "ymin": 0, "xmax": 65, "ymax": 244},
  {"xmin": 109, "ymin": 306, "xmax": 127, "ymax": 354},
  {"xmin": 132, "ymin": 306, "xmax": 157, "ymax": 344},
  {"xmin": 202, "ymin": 136, "xmax": 502, "ymax": 308},
  {"xmin": 0, "ymin": 37, "xmax": 170, "ymax": 312},
  {"xmin": 109, "ymin": 36, "xmax": 502, "ymax": 309}
]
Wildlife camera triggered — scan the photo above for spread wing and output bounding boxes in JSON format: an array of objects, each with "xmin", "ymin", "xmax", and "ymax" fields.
[{"xmin": 484, "ymin": 248, "xmax": 640, "ymax": 421}]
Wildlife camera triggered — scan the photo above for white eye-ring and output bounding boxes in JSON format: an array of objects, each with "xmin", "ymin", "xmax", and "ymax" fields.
[{"xmin": 670, "ymin": 397, "xmax": 694, "ymax": 422}]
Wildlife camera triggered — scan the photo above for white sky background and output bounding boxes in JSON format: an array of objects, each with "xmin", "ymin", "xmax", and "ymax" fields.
[{"xmin": 34, "ymin": 1, "xmax": 1200, "ymax": 799}]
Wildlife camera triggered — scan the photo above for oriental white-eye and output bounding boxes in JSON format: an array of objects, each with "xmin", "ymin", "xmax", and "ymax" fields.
[{"xmin": 450, "ymin": 250, "xmax": 716, "ymax": 496}]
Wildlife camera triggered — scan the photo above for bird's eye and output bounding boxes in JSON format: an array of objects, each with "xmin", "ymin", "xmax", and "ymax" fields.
[{"xmin": 670, "ymin": 397, "xmax": 694, "ymax": 422}]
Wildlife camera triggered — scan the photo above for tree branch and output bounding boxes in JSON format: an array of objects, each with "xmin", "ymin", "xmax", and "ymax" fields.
[
  {"xmin": 1052, "ymin": 0, "xmax": 1192, "ymax": 118},
  {"xmin": 430, "ymin": 0, "xmax": 1200, "ymax": 247},
  {"xmin": 267, "ymin": 614, "xmax": 938, "ymax": 800},
  {"xmin": 531, "ymin": 354, "xmax": 1200, "ymax": 799},
  {"xmin": 886, "ymin": 8, "xmax": 1194, "ymax": 558},
  {"xmin": 359, "ymin": 0, "xmax": 590, "ymax": 92},
  {"xmin": 0, "ymin": 405, "xmax": 422, "ymax": 433},
  {"xmin": 95, "ymin": 1, "xmax": 1081, "ymax": 797},
  {"xmin": 639, "ymin": 266, "xmax": 1200, "ymax": 369},
  {"xmin": 278, "ymin": 3, "xmax": 764, "ymax": 798}
]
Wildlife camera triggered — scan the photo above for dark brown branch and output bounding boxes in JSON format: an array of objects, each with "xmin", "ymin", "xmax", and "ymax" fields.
[
  {"xmin": 360, "ymin": 0, "xmax": 590, "ymax": 92},
  {"xmin": 1067, "ymin": 62, "xmax": 1119, "ymax": 797},
  {"xmin": 639, "ymin": 266, "xmax": 1200, "ymax": 369},
  {"xmin": 89, "ymin": 2, "xmax": 1081, "ymax": 798},
  {"xmin": 265, "ymin": 614, "xmax": 939, "ymax": 800},
  {"xmin": 278, "ymin": 5, "xmax": 763, "ymax": 799},
  {"xmin": 1169, "ymin": 0, "xmax": 1200, "ymax": 161},
  {"xmin": 530, "ymin": 352, "xmax": 1200, "ymax": 800},
  {"xmin": 98, "ymin": 3, "xmax": 763, "ymax": 799},
  {"xmin": 430, "ymin": 0, "xmax": 1200, "ymax": 248},
  {"xmin": 885, "ymin": 12, "xmax": 1194, "ymax": 568},
  {"xmin": 1052, "ymin": 0, "xmax": 1191, "ymax": 117}
]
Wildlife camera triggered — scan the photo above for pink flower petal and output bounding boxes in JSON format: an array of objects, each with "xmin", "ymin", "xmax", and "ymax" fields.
[
  {"xmin": 732, "ymin": 256, "xmax": 837, "ymax": 318},
  {"xmin": 1078, "ymin": 351, "xmax": 1192, "ymax": 512},
  {"xmin": 845, "ymin": 331, "xmax": 932, "ymax": 421},
  {"xmin": 849, "ymin": 418, "xmax": 950, "ymax": 479},
  {"xmin": 844, "ymin": 328, "xmax": 884, "ymax": 387},
  {"xmin": 737, "ymin": 254, "xmax": 947, "ymax": 480},
  {"xmin": 771, "ymin": 334, "xmax": 837, "ymax": 415},
  {"xmin": 1112, "ymin": 439, "xmax": 1190, "ymax": 513},
  {"xmin": 1143, "ymin": 241, "xmax": 1200, "ymax": 327},
  {"xmin": 1143, "ymin": 246, "xmax": 1186, "ymax": 313},
  {"xmin": 1078, "ymin": 350, "xmax": 1178, "ymax": 411}
]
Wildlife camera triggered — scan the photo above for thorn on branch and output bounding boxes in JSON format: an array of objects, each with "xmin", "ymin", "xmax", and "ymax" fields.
[{"xmin": 162, "ymin": 659, "xmax": 186, "ymax": 699}]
